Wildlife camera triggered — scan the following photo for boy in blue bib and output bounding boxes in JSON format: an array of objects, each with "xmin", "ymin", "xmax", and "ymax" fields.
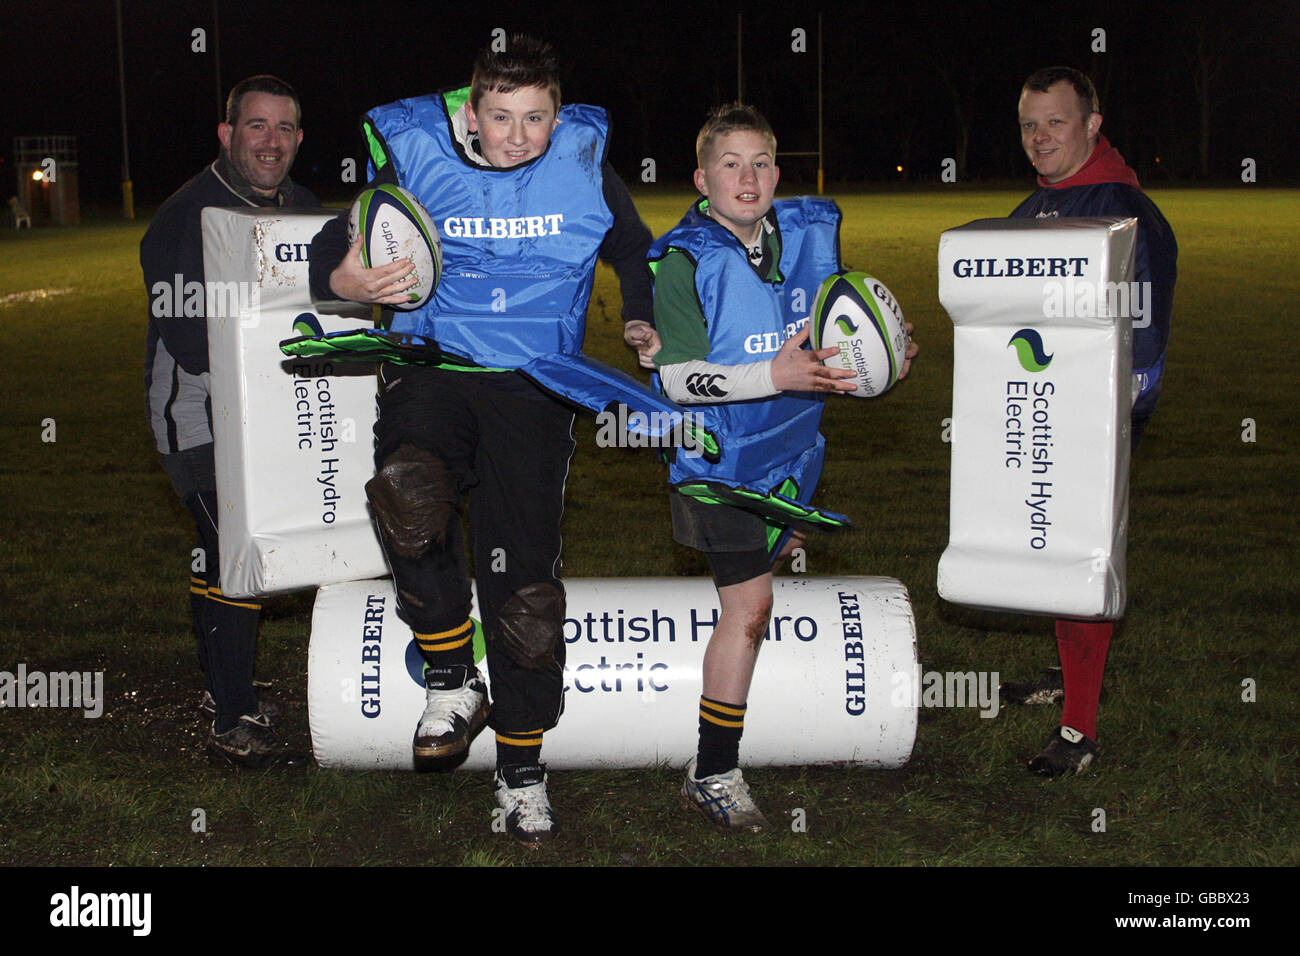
[
  {"xmin": 310, "ymin": 36, "xmax": 654, "ymax": 848},
  {"xmin": 648, "ymin": 105, "xmax": 916, "ymax": 831}
]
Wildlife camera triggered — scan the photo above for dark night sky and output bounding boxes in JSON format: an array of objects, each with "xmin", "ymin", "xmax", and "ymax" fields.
[{"xmin": 3, "ymin": 0, "xmax": 1297, "ymax": 209}]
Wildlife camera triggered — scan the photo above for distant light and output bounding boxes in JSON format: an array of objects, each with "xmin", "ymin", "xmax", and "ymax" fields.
[
  {"xmin": 32, "ymin": 170, "xmax": 43, "ymax": 182},
  {"xmin": 1155, "ymin": 157, "xmax": 1161, "ymax": 163},
  {"xmin": 896, "ymin": 165, "xmax": 903, "ymax": 173}
]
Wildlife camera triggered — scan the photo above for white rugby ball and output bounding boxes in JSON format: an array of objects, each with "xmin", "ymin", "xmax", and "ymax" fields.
[
  {"xmin": 810, "ymin": 271, "xmax": 907, "ymax": 398},
  {"xmin": 347, "ymin": 184, "xmax": 442, "ymax": 311}
]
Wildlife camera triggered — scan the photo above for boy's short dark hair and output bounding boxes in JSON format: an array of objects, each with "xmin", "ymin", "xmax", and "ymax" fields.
[
  {"xmin": 695, "ymin": 103, "xmax": 777, "ymax": 167},
  {"xmin": 470, "ymin": 35, "xmax": 561, "ymax": 110},
  {"xmin": 225, "ymin": 75, "xmax": 301, "ymax": 126},
  {"xmin": 1022, "ymin": 67, "xmax": 1099, "ymax": 118}
]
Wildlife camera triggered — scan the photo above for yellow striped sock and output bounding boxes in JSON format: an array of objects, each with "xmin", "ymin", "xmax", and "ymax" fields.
[
  {"xmin": 496, "ymin": 728, "xmax": 543, "ymax": 767},
  {"xmin": 699, "ymin": 696, "xmax": 747, "ymax": 729},
  {"xmin": 415, "ymin": 619, "xmax": 474, "ymax": 654}
]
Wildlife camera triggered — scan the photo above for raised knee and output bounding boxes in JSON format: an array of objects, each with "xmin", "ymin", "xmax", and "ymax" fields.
[
  {"xmin": 496, "ymin": 582, "xmax": 565, "ymax": 670},
  {"xmin": 365, "ymin": 444, "xmax": 457, "ymax": 560}
]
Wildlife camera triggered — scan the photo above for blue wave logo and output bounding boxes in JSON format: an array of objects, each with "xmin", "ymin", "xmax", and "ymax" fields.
[
  {"xmin": 292, "ymin": 312, "xmax": 324, "ymax": 337},
  {"xmin": 834, "ymin": 314, "xmax": 860, "ymax": 336},
  {"xmin": 404, "ymin": 620, "xmax": 488, "ymax": 687},
  {"xmin": 1008, "ymin": 329, "xmax": 1053, "ymax": 372}
]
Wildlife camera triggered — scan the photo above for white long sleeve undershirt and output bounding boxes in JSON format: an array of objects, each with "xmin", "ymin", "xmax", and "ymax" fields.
[{"xmin": 658, "ymin": 358, "xmax": 778, "ymax": 404}]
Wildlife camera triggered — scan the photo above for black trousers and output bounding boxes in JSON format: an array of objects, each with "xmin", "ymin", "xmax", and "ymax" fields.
[
  {"xmin": 373, "ymin": 365, "xmax": 575, "ymax": 733},
  {"xmin": 162, "ymin": 443, "xmax": 260, "ymax": 729}
]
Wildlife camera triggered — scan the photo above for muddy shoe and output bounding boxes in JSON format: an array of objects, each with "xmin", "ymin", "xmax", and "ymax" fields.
[
  {"xmin": 200, "ymin": 690, "xmax": 282, "ymax": 724},
  {"xmin": 413, "ymin": 665, "xmax": 489, "ymax": 762},
  {"xmin": 680, "ymin": 757, "xmax": 769, "ymax": 833},
  {"xmin": 1028, "ymin": 726, "xmax": 1099, "ymax": 777},
  {"xmin": 1000, "ymin": 667, "xmax": 1066, "ymax": 706},
  {"xmin": 1000, "ymin": 667, "xmax": 1109, "ymax": 707},
  {"xmin": 494, "ymin": 762, "xmax": 558, "ymax": 848},
  {"xmin": 208, "ymin": 713, "xmax": 292, "ymax": 768}
]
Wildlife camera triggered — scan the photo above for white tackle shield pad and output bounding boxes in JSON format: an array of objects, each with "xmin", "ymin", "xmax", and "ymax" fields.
[
  {"xmin": 203, "ymin": 207, "xmax": 386, "ymax": 598},
  {"xmin": 308, "ymin": 576, "xmax": 920, "ymax": 770},
  {"xmin": 937, "ymin": 217, "xmax": 1136, "ymax": 618}
]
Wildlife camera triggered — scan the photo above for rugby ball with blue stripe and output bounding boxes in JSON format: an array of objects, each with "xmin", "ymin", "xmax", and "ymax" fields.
[
  {"xmin": 810, "ymin": 271, "xmax": 907, "ymax": 398},
  {"xmin": 347, "ymin": 184, "xmax": 441, "ymax": 311}
]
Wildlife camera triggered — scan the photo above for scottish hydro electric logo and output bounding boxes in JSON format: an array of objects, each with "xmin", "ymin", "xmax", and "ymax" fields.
[
  {"xmin": 404, "ymin": 621, "xmax": 488, "ymax": 686},
  {"xmin": 293, "ymin": 312, "xmax": 324, "ymax": 337},
  {"xmin": 834, "ymin": 315, "xmax": 860, "ymax": 336},
  {"xmin": 1008, "ymin": 328, "xmax": 1053, "ymax": 372}
]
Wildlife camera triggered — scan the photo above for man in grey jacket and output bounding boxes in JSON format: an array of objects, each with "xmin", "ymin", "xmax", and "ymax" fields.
[{"xmin": 141, "ymin": 75, "xmax": 317, "ymax": 767}]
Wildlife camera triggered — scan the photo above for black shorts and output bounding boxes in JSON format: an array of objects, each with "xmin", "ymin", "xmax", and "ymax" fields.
[{"xmin": 671, "ymin": 492, "xmax": 773, "ymax": 588}]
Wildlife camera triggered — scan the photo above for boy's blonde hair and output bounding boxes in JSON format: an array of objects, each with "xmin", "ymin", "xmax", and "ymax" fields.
[{"xmin": 695, "ymin": 103, "xmax": 777, "ymax": 167}]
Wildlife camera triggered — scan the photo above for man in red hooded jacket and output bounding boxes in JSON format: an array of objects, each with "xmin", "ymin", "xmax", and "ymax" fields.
[{"xmin": 1000, "ymin": 67, "xmax": 1177, "ymax": 775}]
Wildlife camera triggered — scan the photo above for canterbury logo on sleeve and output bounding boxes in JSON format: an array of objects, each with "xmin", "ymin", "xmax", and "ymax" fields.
[
  {"xmin": 685, "ymin": 373, "xmax": 730, "ymax": 398},
  {"xmin": 659, "ymin": 360, "xmax": 776, "ymax": 404}
]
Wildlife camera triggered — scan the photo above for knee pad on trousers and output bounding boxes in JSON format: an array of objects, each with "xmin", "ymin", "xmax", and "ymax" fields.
[
  {"xmin": 365, "ymin": 444, "xmax": 457, "ymax": 561},
  {"xmin": 496, "ymin": 582, "xmax": 565, "ymax": 671}
]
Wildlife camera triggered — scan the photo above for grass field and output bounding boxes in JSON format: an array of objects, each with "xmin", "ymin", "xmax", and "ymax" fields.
[{"xmin": 0, "ymin": 188, "xmax": 1296, "ymax": 874}]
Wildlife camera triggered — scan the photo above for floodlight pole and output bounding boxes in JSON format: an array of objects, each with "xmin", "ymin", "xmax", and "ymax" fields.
[
  {"xmin": 817, "ymin": 12, "xmax": 824, "ymax": 194},
  {"xmin": 737, "ymin": 13, "xmax": 743, "ymax": 102},
  {"xmin": 213, "ymin": 0, "xmax": 223, "ymax": 123},
  {"xmin": 115, "ymin": 0, "xmax": 133, "ymax": 219},
  {"xmin": 737, "ymin": 11, "xmax": 823, "ymax": 193}
]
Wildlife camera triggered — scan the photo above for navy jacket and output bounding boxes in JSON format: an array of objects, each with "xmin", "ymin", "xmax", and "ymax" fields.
[{"xmin": 1011, "ymin": 182, "xmax": 1176, "ymax": 423}]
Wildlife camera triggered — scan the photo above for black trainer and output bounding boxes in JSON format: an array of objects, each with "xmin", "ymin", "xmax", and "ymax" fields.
[
  {"xmin": 1000, "ymin": 667, "xmax": 1109, "ymax": 706},
  {"xmin": 200, "ymin": 690, "xmax": 282, "ymax": 724},
  {"xmin": 1028, "ymin": 725, "xmax": 1099, "ymax": 776},
  {"xmin": 208, "ymin": 713, "xmax": 292, "ymax": 768},
  {"xmin": 1000, "ymin": 667, "xmax": 1065, "ymax": 706}
]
